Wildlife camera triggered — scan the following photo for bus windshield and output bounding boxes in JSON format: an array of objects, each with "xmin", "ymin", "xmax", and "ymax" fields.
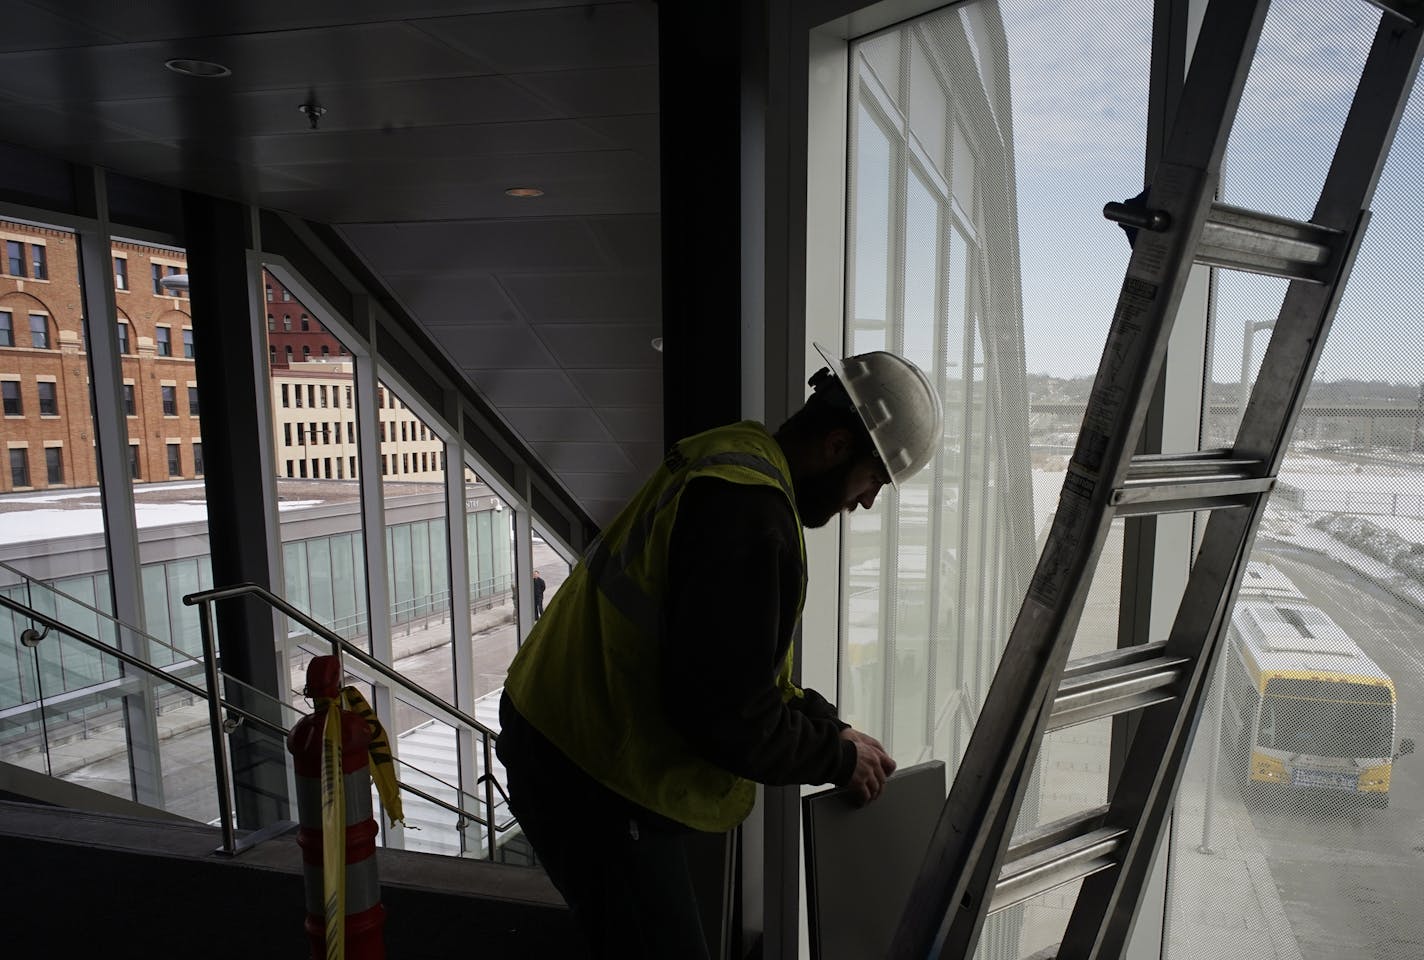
[{"xmin": 1258, "ymin": 678, "xmax": 1394, "ymax": 758}]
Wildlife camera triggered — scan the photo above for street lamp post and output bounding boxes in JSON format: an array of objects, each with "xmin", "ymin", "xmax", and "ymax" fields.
[{"xmin": 1238, "ymin": 318, "xmax": 1276, "ymax": 428}]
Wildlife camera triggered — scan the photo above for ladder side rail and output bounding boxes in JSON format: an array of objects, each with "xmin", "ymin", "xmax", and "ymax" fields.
[
  {"xmin": 935, "ymin": 741, "xmax": 1039, "ymax": 957},
  {"xmin": 887, "ymin": 3, "xmax": 1273, "ymax": 956},
  {"xmin": 1060, "ymin": 17, "xmax": 1424, "ymax": 953}
]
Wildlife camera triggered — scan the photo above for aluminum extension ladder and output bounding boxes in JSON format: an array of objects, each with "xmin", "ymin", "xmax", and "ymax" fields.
[{"xmin": 888, "ymin": 1, "xmax": 1424, "ymax": 957}]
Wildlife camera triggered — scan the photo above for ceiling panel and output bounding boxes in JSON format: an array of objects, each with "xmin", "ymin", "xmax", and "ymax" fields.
[
  {"xmin": 339, "ymin": 220, "xmax": 609, "ymax": 274},
  {"xmin": 0, "ymin": 3, "xmax": 118, "ymax": 52},
  {"xmin": 596, "ymin": 406, "xmax": 661, "ymax": 443},
  {"xmin": 587, "ymin": 215, "xmax": 661, "ymax": 270},
  {"xmin": 537, "ymin": 323, "xmax": 662, "ymax": 368},
  {"xmin": 419, "ymin": 5, "xmax": 656, "ymax": 74},
  {"xmin": 442, "ymin": 325, "xmax": 560, "ymax": 369},
  {"xmin": 560, "ymin": 472, "xmax": 649, "ymax": 504},
  {"xmin": 0, "ymin": 24, "xmax": 487, "ymax": 105},
  {"xmin": 473, "ymin": 368, "xmax": 588, "ymax": 407},
  {"xmin": 0, "ymin": 0, "xmax": 662, "ymax": 528},
  {"xmin": 530, "ymin": 441, "xmax": 635, "ymax": 474},
  {"xmin": 566, "ymin": 368, "xmax": 662, "ymax": 406},
  {"xmin": 512, "ymin": 65, "xmax": 660, "ymax": 118},
  {"xmin": 578, "ymin": 115, "xmax": 660, "ymax": 157},
  {"xmin": 502, "ymin": 407, "xmax": 614, "ymax": 443},
  {"xmin": 91, "ymin": 76, "xmax": 561, "ymax": 143},
  {"xmin": 502, "ymin": 272, "xmax": 660, "ymax": 322},
  {"xmin": 617, "ymin": 441, "xmax": 665, "ymax": 477},
  {"xmin": 382, "ymin": 274, "xmax": 523, "ymax": 326},
  {"xmin": 22, "ymin": 0, "xmax": 631, "ymax": 43},
  {"xmin": 236, "ymin": 119, "xmax": 622, "ymax": 166}
]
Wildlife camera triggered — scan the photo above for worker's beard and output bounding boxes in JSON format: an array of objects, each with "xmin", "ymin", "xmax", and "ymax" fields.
[{"xmin": 795, "ymin": 457, "xmax": 860, "ymax": 529}]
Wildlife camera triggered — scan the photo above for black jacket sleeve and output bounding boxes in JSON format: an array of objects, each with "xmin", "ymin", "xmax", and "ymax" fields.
[{"xmin": 661, "ymin": 477, "xmax": 857, "ymax": 787}]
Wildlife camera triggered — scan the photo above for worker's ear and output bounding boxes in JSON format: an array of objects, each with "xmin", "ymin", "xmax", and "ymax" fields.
[{"xmin": 822, "ymin": 426, "xmax": 856, "ymax": 465}]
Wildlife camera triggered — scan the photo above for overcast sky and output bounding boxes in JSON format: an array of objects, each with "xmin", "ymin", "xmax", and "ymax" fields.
[{"xmin": 1002, "ymin": 0, "xmax": 1423, "ymax": 386}]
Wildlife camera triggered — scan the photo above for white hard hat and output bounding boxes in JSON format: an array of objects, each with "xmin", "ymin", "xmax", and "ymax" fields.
[{"xmin": 812, "ymin": 342, "xmax": 943, "ymax": 486}]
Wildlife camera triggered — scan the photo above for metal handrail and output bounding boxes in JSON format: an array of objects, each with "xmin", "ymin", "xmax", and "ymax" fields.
[
  {"xmin": 1, "ymin": 589, "xmax": 512, "ymax": 858},
  {"xmin": 0, "ymin": 593, "xmax": 285, "ymax": 740},
  {"xmin": 184, "ymin": 580, "xmax": 503, "ymax": 859},
  {"xmin": 183, "ymin": 581, "xmax": 498, "ymax": 738}
]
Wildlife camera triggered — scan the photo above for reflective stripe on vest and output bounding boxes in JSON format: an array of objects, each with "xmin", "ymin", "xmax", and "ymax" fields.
[{"xmin": 504, "ymin": 421, "xmax": 807, "ymax": 832}]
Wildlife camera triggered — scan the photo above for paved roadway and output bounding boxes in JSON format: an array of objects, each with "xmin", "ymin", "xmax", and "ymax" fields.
[
  {"xmin": 388, "ymin": 540, "xmax": 570, "ymax": 735},
  {"xmin": 1232, "ymin": 543, "xmax": 1424, "ymax": 960}
]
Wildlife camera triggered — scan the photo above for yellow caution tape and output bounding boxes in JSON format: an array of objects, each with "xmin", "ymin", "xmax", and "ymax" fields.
[
  {"xmin": 339, "ymin": 686, "xmax": 404, "ymax": 825},
  {"xmin": 320, "ymin": 699, "xmax": 345, "ymax": 960}
]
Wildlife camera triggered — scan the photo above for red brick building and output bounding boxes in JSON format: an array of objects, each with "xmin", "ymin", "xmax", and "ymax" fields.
[
  {"xmin": 0, "ymin": 219, "xmax": 201, "ymax": 492},
  {"xmin": 264, "ymin": 272, "xmax": 345, "ymax": 370}
]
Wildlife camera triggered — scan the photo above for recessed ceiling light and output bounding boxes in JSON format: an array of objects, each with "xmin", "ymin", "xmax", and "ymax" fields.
[
  {"xmin": 165, "ymin": 59, "xmax": 232, "ymax": 79},
  {"xmin": 505, "ymin": 187, "xmax": 545, "ymax": 198},
  {"xmin": 651, "ymin": 337, "xmax": 664, "ymax": 353}
]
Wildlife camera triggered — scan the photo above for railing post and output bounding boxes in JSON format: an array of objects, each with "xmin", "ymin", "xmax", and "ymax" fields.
[
  {"xmin": 198, "ymin": 598, "xmax": 238, "ymax": 855},
  {"xmin": 483, "ymin": 732, "xmax": 498, "ymax": 861}
]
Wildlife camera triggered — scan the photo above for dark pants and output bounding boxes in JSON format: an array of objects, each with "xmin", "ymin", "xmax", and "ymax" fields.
[{"xmin": 497, "ymin": 692, "xmax": 711, "ymax": 960}]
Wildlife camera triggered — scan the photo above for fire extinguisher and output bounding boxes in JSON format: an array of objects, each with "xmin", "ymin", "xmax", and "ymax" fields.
[{"xmin": 288, "ymin": 655, "xmax": 387, "ymax": 960}]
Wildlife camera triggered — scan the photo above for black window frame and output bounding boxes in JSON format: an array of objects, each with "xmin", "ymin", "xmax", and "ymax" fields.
[
  {"xmin": 155, "ymin": 326, "xmax": 171, "ymax": 356},
  {"xmin": 28, "ymin": 314, "xmax": 49, "ymax": 349},
  {"xmin": 36, "ymin": 380, "xmax": 58, "ymax": 416},
  {"xmin": 10, "ymin": 447, "xmax": 29, "ymax": 487},
  {"xmin": 2, "ymin": 380, "xmax": 22, "ymax": 416},
  {"xmin": 44, "ymin": 447, "xmax": 62, "ymax": 484},
  {"xmin": 161, "ymin": 385, "xmax": 177, "ymax": 416},
  {"xmin": 6, "ymin": 240, "xmax": 26, "ymax": 277}
]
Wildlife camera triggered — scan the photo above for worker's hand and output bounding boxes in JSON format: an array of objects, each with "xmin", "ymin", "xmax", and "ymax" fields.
[{"xmin": 840, "ymin": 728, "xmax": 896, "ymax": 805}]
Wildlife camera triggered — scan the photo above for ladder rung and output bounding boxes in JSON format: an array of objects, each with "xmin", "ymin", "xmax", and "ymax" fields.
[
  {"xmin": 1195, "ymin": 202, "xmax": 1344, "ymax": 282},
  {"xmin": 1111, "ymin": 453, "xmax": 1273, "ymax": 515},
  {"xmin": 1050, "ymin": 643, "xmax": 1190, "ymax": 732},
  {"xmin": 990, "ymin": 808, "xmax": 1128, "ymax": 915}
]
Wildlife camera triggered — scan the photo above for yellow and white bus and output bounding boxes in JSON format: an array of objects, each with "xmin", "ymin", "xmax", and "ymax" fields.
[{"xmin": 1220, "ymin": 562, "xmax": 1414, "ymax": 807}]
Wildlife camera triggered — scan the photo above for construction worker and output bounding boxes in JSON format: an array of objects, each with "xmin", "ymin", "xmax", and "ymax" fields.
[{"xmin": 497, "ymin": 343, "xmax": 942, "ymax": 958}]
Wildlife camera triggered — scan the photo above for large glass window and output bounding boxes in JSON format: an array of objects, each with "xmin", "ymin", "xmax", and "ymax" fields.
[
  {"xmin": 5, "ymin": 240, "xmax": 23, "ymax": 277},
  {"xmin": 28, "ymin": 314, "xmax": 48, "ymax": 348},
  {"xmin": 836, "ymin": 3, "xmax": 1150, "ymax": 955},
  {"xmin": 1169, "ymin": 4, "xmax": 1424, "ymax": 959},
  {"xmin": 0, "ymin": 311, "xmax": 11, "ymax": 346},
  {"xmin": 3, "ymin": 380, "xmax": 21, "ymax": 416},
  {"xmin": 264, "ymin": 269, "xmax": 370, "ymax": 710}
]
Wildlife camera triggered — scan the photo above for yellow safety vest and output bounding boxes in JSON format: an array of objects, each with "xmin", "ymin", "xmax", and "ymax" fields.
[{"xmin": 504, "ymin": 421, "xmax": 808, "ymax": 832}]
